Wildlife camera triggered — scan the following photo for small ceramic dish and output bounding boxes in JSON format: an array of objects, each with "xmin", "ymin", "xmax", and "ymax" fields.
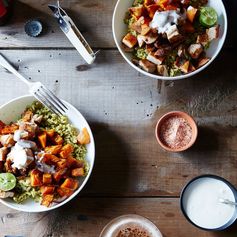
[
  {"xmin": 155, "ymin": 111, "xmax": 198, "ymax": 152},
  {"xmin": 0, "ymin": 95, "xmax": 95, "ymax": 212}
]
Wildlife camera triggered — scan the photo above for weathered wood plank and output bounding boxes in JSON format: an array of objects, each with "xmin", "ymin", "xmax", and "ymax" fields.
[
  {"xmin": 0, "ymin": 0, "xmax": 235, "ymax": 48},
  {"xmin": 0, "ymin": 197, "xmax": 237, "ymax": 237},
  {"xmin": 0, "ymin": 0, "xmax": 117, "ymax": 48},
  {"xmin": 0, "ymin": 49, "xmax": 236, "ymax": 197}
]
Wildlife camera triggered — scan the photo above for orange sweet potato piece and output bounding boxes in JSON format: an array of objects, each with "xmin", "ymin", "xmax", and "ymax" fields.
[
  {"xmin": 40, "ymin": 186, "xmax": 55, "ymax": 195},
  {"xmin": 53, "ymin": 134, "xmax": 64, "ymax": 145},
  {"xmin": 45, "ymin": 145, "xmax": 62, "ymax": 155},
  {"xmin": 30, "ymin": 169, "xmax": 42, "ymax": 187},
  {"xmin": 43, "ymin": 154, "xmax": 61, "ymax": 164},
  {"xmin": 22, "ymin": 110, "xmax": 33, "ymax": 122},
  {"xmin": 41, "ymin": 194, "xmax": 54, "ymax": 207},
  {"xmin": 1, "ymin": 124, "xmax": 19, "ymax": 134},
  {"xmin": 43, "ymin": 173, "xmax": 52, "ymax": 184},
  {"xmin": 187, "ymin": 6, "xmax": 198, "ymax": 23},
  {"xmin": 71, "ymin": 168, "xmax": 84, "ymax": 177},
  {"xmin": 66, "ymin": 156, "xmax": 84, "ymax": 169},
  {"xmin": 57, "ymin": 187, "xmax": 73, "ymax": 197},
  {"xmin": 45, "ymin": 129, "xmax": 55, "ymax": 138},
  {"xmin": 57, "ymin": 159, "xmax": 67, "ymax": 169},
  {"xmin": 77, "ymin": 128, "xmax": 90, "ymax": 145},
  {"xmin": 53, "ymin": 168, "xmax": 67, "ymax": 183},
  {"xmin": 38, "ymin": 132, "xmax": 47, "ymax": 148},
  {"xmin": 61, "ymin": 178, "xmax": 79, "ymax": 190},
  {"xmin": 60, "ymin": 144, "xmax": 74, "ymax": 158}
]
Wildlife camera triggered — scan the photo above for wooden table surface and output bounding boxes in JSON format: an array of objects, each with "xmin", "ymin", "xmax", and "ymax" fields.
[{"xmin": 0, "ymin": 0, "xmax": 236, "ymax": 236}]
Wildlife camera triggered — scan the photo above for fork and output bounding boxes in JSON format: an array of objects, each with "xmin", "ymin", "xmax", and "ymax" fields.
[{"xmin": 0, "ymin": 54, "xmax": 68, "ymax": 115}]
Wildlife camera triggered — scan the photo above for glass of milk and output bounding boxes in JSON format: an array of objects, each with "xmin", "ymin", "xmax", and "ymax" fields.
[{"xmin": 180, "ymin": 175, "xmax": 237, "ymax": 230}]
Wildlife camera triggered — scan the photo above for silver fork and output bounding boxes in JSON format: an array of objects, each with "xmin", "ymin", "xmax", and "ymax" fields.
[{"xmin": 0, "ymin": 54, "xmax": 68, "ymax": 115}]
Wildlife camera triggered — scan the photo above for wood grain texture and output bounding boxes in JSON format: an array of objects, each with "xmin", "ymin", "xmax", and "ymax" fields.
[
  {"xmin": 0, "ymin": 49, "xmax": 236, "ymax": 197},
  {"xmin": 0, "ymin": 0, "xmax": 235, "ymax": 48},
  {"xmin": 0, "ymin": 197, "xmax": 237, "ymax": 237}
]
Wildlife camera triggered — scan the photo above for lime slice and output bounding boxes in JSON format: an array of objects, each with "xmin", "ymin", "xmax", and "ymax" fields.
[
  {"xmin": 0, "ymin": 173, "xmax": 16, "ymax": 191},
  {"xmin": 199, "ymin": 7, "xmax": 218, "ymax": 28}
]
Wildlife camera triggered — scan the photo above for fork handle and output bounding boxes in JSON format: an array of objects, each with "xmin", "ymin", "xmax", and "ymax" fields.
[{"xmin": 0, "ymin": 54, "xmax": 31, "ymax": 86}]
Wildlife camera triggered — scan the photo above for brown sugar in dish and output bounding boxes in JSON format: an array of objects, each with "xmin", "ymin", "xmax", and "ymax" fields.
[
  {"xmin": 116, "ymin": 226, "xmax": 151, "ymax": 237},
  {"xmin": 160, "ymin": 116, "xmax": 192, "ymax": 149}
]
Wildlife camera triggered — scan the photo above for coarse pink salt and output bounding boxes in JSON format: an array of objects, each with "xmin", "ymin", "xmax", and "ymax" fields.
[{"xmin": 160, "ymin": 116, "xmax": 192, "ymax": 149}]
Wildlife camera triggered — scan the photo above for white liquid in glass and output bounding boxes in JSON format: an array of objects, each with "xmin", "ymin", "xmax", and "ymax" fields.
[{"xmin": 182, "ymin": 177, "xmax": 236, "ymax": 229}]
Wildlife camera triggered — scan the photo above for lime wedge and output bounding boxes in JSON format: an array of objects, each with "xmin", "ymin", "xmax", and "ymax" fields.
[
  {"xmin": 199, "ymin": 7, "xmax": 218, "ymax": 28},
  {"xmin": 0, "ymin": 173, "xmax": 16, "ymax": 191}
]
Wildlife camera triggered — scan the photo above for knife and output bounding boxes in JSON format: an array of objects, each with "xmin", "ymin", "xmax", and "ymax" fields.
[{"xmin": 48, "ymin": 1, "xmax": 97, "ymax": 64}]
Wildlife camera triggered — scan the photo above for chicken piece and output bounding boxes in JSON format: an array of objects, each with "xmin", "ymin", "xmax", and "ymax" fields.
[
  {"xmin": 141, "ymin": 23, "xmax": 151, "ymax": 36},
  {"xmin": 17, "ymin": 140, "xmax": 37, "ymax": 149},
  {"xmin": 0, "ymin": 134, "xmax": 15, "ymax": 147},
  {"xmin": 22, "ymin": 110, "xmax": 33, "ymax": 122},
  {"xmin": 139, "ymin": 59, "xmax": 156, "ymax": 73},
  {"xmin": 188, "ymin": 43, "xmax": 203, "ymax": 59},
  {"xmin": 188, "ymin": 63, "xmax": 196, "ymax": 72},
  {"xmin": 186, "ymin": 6, "xmax": 198, "ymax": 23},
  {"xmin": 122, "ymin": 33, "xmax": 137, "ymax": 48},
  {"xmin": 0, "ymin": 147, "xmax": 8, "ymax": 161},
  {"xmin": 155, "ymin": 45, "xmax": 172, "ymax": 57},
  {"xmin": 157, "ymin": 65, "xmax": 169, "ymax": 76},
  {"xmin": 19, "ymin": 122, "xmax": 38, "ymax": 139},
  {"xmin": 137, "ymin": 33, "xmax": 158, "ymax": 45},
  {"xmin": 179, "ymin": 61, "xmax": 190, "ymax": 74},
  {"xmin": 206, "ymin": 25, "xmax": 220, "ymax": 41},
  {"xmin": 147, "ymin": 52, "xmax": 164, "ymax": 65},
  {"xmin": 198, "ymin": 57, "xmax": 210, "ymax": 68},
  {"xmin": 196, "ymin": 33, "xmax": 209, "ymax": 47},
  {"xmin": 130, "ymin": 16, "xmax": 144, "ymax": 34},
  {"xmin": 166, "ymin": 25, "xmax": 183, "ymax": 43},
  {"xmin": 0, "ymin": 190, "xmax": 14, "ymax": 199},
  {"xmin": 31, "ymin": 114, "xmax": 43, "ymax": 124},
  {"xmin": 137, "ymin": 35, "xmax": 145, "ymax": 47}
]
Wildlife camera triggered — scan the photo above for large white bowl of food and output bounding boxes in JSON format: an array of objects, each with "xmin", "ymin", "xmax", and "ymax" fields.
[
  {"xmin": 0, "ymin": 95, "xmax": 95, "ymax": 212},
  {"xmin": 112, "ymin": 0, "xmax": 227, "ymax": 80}
]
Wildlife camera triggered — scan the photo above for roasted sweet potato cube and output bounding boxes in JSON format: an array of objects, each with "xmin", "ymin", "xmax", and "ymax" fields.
[
  {"xmin": 71, "ymin": 168, "xmax": 84, "ymax": 177},
  {"xmin": 57, "ymin": 159, "xmax": 67, "ymax": 169},
  {"xmin": 43, "ymin": 173, "xmax": 52, "ymax": 184},
  {"xmin": 43, "ymin": 154, "xmax": 61, "ymax": 164},
  {"xmin": 38, "ymin": 132, "xmax": 47, "ymax": 148},
  {"xmin": 57, "ymin": 187, "xmax": 73, "ymax": 197},
  {"xmin": 60, "ymin": 144, "xmax": 74, "ymax": 158},
  {"xmin": 67, "ymin": 156, "xmax": 84, "ymax": 168},
  {"xmin": 1, "ymin": 124, "xmax": 19, "ymax": 134},
  {"xmin": 53, "ymin": 134, "xmax": 64, "ymax": 145},
  {"xmin": 45, "ymin": 129, "xmax": 55, "ymax": 138},
  {"xmin": 61, "ymin": 178, "xmax": 79, "ymax": 190},
  {"xmin": 30, "ymin": 169, "xmax": 42, "ymax": 187},
  {"xmin": 122, "ymin": 33, "xmax": 137, "ymax": 49},
  {"xmin": 77, "ymin": 128, "xmax": 90, "ymax": 145},
  {"xmin": 40, "ymin": 186, "xmax": 55, "ymax": 195},
  {"xmin": 41, "ymin": 194, "xmax": 54, "ymax": 207},
  {"xmin": 53, "ymin": 168, "xmax": 67, "ymax": 183},
  {"xmin": 146, "ymin": 4, "xmax": 160, "ymax": 18},
  {"xmin": 45, "ymin": 145, "xmax": 62, "ymax": 155}
]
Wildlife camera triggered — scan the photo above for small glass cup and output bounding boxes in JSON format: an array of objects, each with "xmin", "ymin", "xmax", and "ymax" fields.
[{"xmin": 99, "ymin": 214, "xmax": 163, "ymax": 237}]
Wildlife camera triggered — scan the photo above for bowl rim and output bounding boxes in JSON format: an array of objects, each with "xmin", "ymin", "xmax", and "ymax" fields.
[
  {"xmin": 112, "ymin": 0, "xmax": 228, "ymax": 80},
  {"xmin": 0, "ymin": 94, "xmax": 95, "ymax": 212},
  {"xmin": 180, "ymin": 174, "xmax": 237, "ymax": 231},
  {"xmin": 155, "ymin": 111, "xmax": 198, "ymax": 152}
]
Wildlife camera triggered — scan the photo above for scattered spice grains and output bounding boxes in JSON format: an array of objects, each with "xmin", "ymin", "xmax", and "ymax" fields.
[{"xmin": 160, "ymin": 116, "xmax": 192, "ymax": 149}]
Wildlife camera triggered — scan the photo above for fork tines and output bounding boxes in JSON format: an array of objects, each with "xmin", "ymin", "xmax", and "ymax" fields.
[{"xmin": 33, "ymin": 85, "xmax": 68, "ymax": 115}]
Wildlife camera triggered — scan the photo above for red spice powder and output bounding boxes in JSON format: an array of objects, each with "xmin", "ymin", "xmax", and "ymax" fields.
[{"xmin": 160, "ymin": 116, "xmax": 192, "ymax": 149}]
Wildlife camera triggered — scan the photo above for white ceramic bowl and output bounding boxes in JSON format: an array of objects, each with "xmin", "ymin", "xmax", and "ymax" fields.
[
  {"xmin": 112, "ymin": 0, "xmax": 227, "ymax": 80},
  {"xmin": 0, "ymin": 95, "xmax": 95, "ymax": 212}
]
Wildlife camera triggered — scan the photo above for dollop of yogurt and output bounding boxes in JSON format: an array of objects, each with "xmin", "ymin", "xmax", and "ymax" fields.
[
  {"xmin": 8, "ymin": 143, "xmax": 29, "ymax": 169},
  {"xmin": 150, "ymin": 10, "xmax": 182, "ymax": 34}
]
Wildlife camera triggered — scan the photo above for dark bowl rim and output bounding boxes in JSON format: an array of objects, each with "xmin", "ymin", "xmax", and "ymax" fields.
[{"xmin": 180, "ymin": 174, "xmax": 237, "ymax": 231}]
